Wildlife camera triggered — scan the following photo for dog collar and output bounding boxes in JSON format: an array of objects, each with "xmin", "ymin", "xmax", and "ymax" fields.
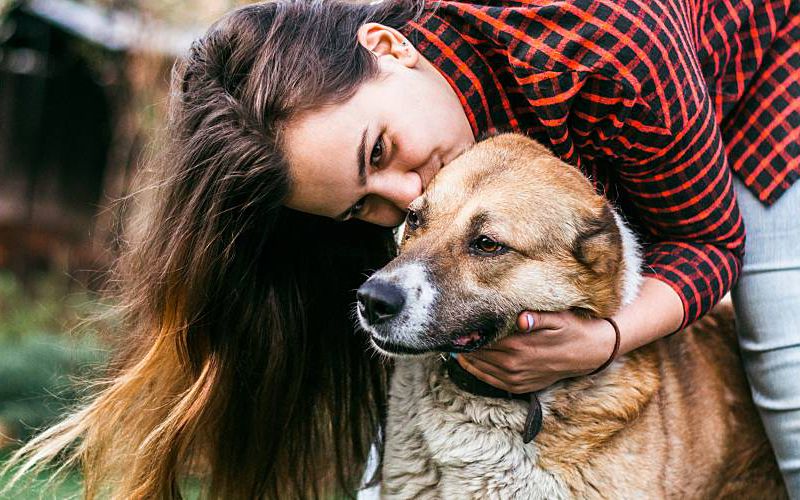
[{"xmin": 445, "ymin": 355, "xmax": 543, "ymax": 443}]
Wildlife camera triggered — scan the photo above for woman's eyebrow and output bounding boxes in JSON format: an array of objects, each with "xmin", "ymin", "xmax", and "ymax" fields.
[
  {"xmin": 356, "ymin": 126, "xmax": 368, "ymax": 187},
  {"xmin": 334, "ymin": 126, "xmax": 371, "ymax": 222}
]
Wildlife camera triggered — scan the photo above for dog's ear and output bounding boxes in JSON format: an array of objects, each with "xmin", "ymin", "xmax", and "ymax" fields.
[{"xmin": 572, "ymin": 203, "xmax": 622, "ymax": 277}]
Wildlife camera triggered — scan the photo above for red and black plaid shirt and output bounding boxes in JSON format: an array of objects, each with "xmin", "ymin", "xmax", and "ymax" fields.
[{"xmin": 401, "ymin": 0, "xmax": 800, "ymax": 328}]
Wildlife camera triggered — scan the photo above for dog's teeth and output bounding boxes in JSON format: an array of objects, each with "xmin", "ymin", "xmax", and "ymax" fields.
[
  {"xmin": 453, "ymin": 331, "xmax": 483, "ymax": 346},
  {"xmin": 453, "ymin": 336, "xmax": 471, "ymax": 346}
]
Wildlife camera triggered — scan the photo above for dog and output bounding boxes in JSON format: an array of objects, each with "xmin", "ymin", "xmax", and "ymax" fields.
[{"xmin": 355, "ymin": 134, "xmax": 784, "ymax": 499}]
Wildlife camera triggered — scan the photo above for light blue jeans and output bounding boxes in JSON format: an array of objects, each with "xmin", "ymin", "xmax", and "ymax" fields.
[{"xmin": 731, "ymin": 176, "xmax": 800, "ymax": 498}]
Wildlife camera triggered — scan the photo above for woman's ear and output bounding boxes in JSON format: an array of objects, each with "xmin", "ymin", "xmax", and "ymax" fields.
[{"xmin": 357, "ymin": 22, "xmax": 419, "ymax": 68}]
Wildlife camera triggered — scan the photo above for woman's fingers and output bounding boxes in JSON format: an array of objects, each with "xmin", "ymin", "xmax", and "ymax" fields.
[
  {"xmin": 517, "ymin": 311, "xmax": 536, "ymax": 332},
  {"xmin": 478, "ymin": 311, "xmax": 565, "ymax": 355},
  {"xmin": 457, "ymin": 353, "xmax": 549, "ymax": 393},
  {"xmin": 461, "ymin": 344, "xmax": 543, "ymax": 387},
  {"xmin": 456, "ymin": 354, "xmax": 519, "ymax": 393},
  {"xmin": 463, "ymin": 345, "xmax": 518, "ymax": 371},
  {"xmin": 516, "ymin": 310, "xmax": 566, "ymax": 333}
]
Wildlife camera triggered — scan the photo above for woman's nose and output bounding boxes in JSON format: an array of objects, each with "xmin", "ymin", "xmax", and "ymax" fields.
[{"xmin": 372, "ymin": 169, "xmax": 423, "ymax": 211}]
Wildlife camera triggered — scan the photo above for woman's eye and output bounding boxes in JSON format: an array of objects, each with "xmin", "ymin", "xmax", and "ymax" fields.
[
  {"xmin": 472, "ymin": 235, "xmax": 505, "ymax": 255},
  {"xmin": 370, "ymin": 135, "xmax": 384, "ymax": 166},
  {"xmin": 349, "ymin": 197, "xmax": 367, "ymax": 219}
]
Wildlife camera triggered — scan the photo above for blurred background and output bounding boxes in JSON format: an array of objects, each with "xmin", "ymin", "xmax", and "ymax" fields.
[{"xmin": 0, "ymin": 0, "xmax": 240, "ymax": 494}]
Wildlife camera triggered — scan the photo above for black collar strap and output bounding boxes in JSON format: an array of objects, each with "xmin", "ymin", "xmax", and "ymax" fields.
[{"xmin": 445, "ymin": 355, "xmax": 543, "ymax": 443}]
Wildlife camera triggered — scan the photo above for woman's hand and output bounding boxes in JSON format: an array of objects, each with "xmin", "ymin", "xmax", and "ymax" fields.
[
  {"xmin": 455, "ymin": 277, "xmax": 685, "ymax": 393},
  {"xmin": 455, "ymin": 310, "xmax": 619, "ymax": 393}
]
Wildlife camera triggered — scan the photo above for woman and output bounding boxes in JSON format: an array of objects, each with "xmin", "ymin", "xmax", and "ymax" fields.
[{"xmin": 4, "ymin": 0, "xmax": 798, "ymax": 498}]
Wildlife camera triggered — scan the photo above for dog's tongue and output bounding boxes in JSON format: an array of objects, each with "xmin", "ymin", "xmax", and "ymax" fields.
[{"xmin": 453, "ymin": 331, "xmax": 482, "ymax": 346}]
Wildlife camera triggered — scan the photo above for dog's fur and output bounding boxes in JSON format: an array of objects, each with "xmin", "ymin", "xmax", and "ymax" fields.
[{"xmin": 356, "ymin": 134, "xmax": 785, "ymax": 499}]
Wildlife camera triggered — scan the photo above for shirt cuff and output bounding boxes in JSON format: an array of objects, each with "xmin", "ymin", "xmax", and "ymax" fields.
[{"xmin": 641, "ymin": 242, "xmax": 742, "ymax": 330}]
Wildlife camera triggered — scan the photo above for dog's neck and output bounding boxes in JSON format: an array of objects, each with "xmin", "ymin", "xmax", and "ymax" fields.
[{"xmin": 444, "ymin": 355, "xmax": 543, "ymax": 442}]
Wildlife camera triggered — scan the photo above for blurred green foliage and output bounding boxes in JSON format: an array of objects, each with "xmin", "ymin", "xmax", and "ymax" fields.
[
  {"xmin": 0, "ymin": 271, "xmax": 209, "ymax": 498},
  {"xmin": 0, "ymin": 448, "xmax": 83, "ymax": 500},
  {"xmin": 0, "ymin": 270, "xmax": 110, "ymax": 497},
  {"xmin": 0, "ymin": 0, "xmax": 12, "ymax": 20},
  {"xmin": 0, "ymin": 270, "xmax": 110, "ymax": 445}
]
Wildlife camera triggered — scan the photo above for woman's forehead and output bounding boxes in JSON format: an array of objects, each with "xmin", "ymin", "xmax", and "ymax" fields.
[
  {"xmin": 285, "ymin": 104, "xmax": 365, "ymax": 171},
  {"xmin": 282, "ymin": 104, "xmax": 367, "ymax": 217}
]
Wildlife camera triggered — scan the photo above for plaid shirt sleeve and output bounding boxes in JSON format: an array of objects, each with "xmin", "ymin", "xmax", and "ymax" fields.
[
  {"xmin": 404, "ymin": 0, "xmax": 797, "ymax": 328},
  {"xmin": 509, "ymin": 16, "xmax": 746, "ymax": 329},
  {"xmin": 613, "ymin": 83, "xmax": 745, "ymax": 330}
]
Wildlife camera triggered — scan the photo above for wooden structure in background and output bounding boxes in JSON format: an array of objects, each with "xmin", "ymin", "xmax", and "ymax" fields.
[{"xmin": 0, "ymin": 0, "xmax": 218, "ymax": 290}]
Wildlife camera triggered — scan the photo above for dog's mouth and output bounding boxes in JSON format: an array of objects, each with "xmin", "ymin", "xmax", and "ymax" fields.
[
  {"xmin": 370, "ymin": 319, "xmax": 502, "ymax": 355},
  {"xmin": 447, "ymin": 327, "xmax": 494, "ymax": 352}
]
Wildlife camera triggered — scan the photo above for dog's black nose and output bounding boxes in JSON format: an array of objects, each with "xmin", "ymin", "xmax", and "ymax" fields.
[{"xmin": 357, "ymin": 280, "xmax": 405, "ymax": 325}]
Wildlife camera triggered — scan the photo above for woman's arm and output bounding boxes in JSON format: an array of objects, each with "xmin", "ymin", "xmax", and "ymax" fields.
[{"xmin": 450, "ymin": 0, "xmax": 744, "ymax": 392}]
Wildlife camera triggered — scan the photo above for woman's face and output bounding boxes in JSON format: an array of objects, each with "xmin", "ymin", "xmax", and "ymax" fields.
[{"xmin": 283, "ymin": 24, "xmax": 475, "ymax": 227}]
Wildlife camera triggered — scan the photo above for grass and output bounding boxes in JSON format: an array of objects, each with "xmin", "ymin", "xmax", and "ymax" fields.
[
  {"xmin": 0, "ymin": 270, "xmax": 109, "ymax": 443},
  {"xmin": 0, "ymin": 449, "xmax": 83, "ymax": 500},
  {"xmin": 0, "ymin": 270, "xmax": 108, "ymax": 498}
]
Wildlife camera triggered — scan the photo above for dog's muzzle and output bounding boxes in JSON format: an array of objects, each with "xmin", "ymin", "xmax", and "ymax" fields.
[
  {"xmin": 355, "ymin": 262, "xmax": 442, "ymax": 355},
  {"xmin": 356, "ymin": 271, "xmax": 501, "ymax": 355}
]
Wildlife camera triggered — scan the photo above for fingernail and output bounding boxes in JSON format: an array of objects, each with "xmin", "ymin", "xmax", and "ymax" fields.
[{"xmin": 524, "ymin": 312, "xmax": 535, "ymax": 332}]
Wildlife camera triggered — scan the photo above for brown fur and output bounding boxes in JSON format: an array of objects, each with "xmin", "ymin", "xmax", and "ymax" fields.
[
  {"xmin": 379, "ymin": 133, "xmax": 784, "ymax": 497},
  {"xmin": 532, "ymin": 307, "xmax": 784, "ymax": 497}
]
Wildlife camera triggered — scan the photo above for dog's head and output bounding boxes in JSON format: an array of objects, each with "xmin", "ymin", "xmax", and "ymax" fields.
[{"xmin": 356, "ymin": 134, "xmax": 641, "ymax": 356}]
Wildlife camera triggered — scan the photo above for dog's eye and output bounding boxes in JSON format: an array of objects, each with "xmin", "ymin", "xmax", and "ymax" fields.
[
  {"xmin": 472, "ymin": 235, "xmax": 505, "ymax": 255},
  {"xmin": 406, "ymin": 210, "xmax": 420, "ymax": 230}
]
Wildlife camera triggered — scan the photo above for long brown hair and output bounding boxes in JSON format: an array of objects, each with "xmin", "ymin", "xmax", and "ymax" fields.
[{"xmin": 1, "ymin": 0, "xmax": 431, "ymax": 498}]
